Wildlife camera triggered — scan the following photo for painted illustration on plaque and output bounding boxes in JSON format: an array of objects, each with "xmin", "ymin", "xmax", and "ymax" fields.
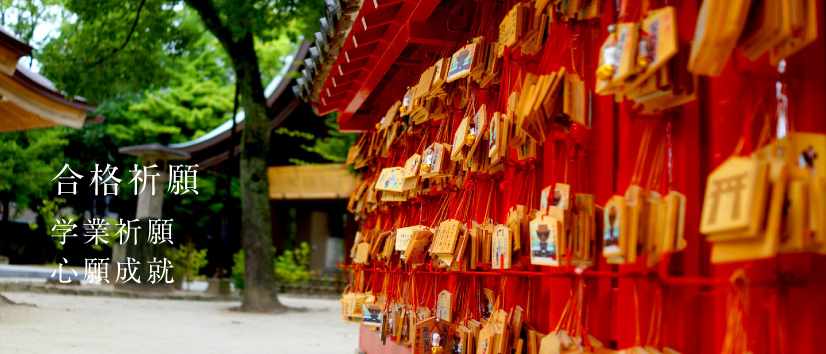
[
  {"xmin": 530, "ymin": 217, "xmax": 558, "ymax": 266},
  {"xmin": 603, "ymin": 200, "xmax": 622, "ymax": 255},
  {"xmin": 446, "ymin": 43, "xmax": 476, "ymax": 83}
]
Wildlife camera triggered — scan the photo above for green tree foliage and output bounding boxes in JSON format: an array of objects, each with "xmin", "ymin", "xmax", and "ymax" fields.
[
  {"xmin": 231, "ymin": 242, "xmax": 312, "ymax": 291},
  {"xmin": 93, "ymin": 25, "xmax": 235, "ymax": 146},
  {"xmin": 274, "ymin": 241, "xmax": 311, "ymax": 284},
  {"xmin": 37, "ymin": 0, "xmax": 326, "ymax": 312},
  {"xmin": 169, "ymin": 242, "xmax": 209, "ymax": 286},
  {"xmin": 39, "ymin": 1, "xmax": 192, "ymax": 101},
  {"xmin": 0, "ymin": 0, "xmax": 64, "ymax": 44},
  {"xmin": 38, "ymin": 1, "xmax": 322, "ymax": 102},
  {"xmin": 289, "ymin": 115, "xmax": 358, "ymax": 165},
  {"xmin": 0, "ymin": 128, "xmax": 69, "ymax": 221},
  {"xmin": 51, "ymin": 20, "xmax": 242, "ymax": 263},
  {"xmin": 231, "ymin": 247, "xmax": 244, "ymax": 290}
]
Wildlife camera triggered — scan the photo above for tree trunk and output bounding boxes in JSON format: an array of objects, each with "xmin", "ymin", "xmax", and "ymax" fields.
[
  {"xmin": 185, "ymin": 0, "xmax": 282, "ymax": 313},
  {"xmin": 232, "ymin": 33, "xmax": 283, "ymax": 312}
]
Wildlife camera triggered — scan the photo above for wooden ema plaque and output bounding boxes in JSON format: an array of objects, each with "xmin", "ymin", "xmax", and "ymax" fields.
[
  {"xmin": 432, "ymin": 219, "xmax": 462, "ymax": 254},
  {"xmin": 396, "ymin": 225, "xmax": 426, "ymax": 251},
  {"xmin": 413, "ymin": 316, "xmax": 436, "ymax": 354},
  {"xmin": 362, "ymin": 303, "xmax": 383, "ymax": 327},
  {"xmin": 404, "ymin": 229, "xmax": 433, "ymax": 265},
  {"xmin": 603, "ymin": 195, "xmax": 628, "ymax": 262},
  {"xmin": 492, "ymin": 224, "xmax": 512, "ymax": 269},
  {"xmin": 530, "ymin": 215, "xmax": 562, "ymax": 266},
  {"xmin": 446, "ymin": 43, "xmax": 477, "ymax": 83},
  {"xmin": 375, "ymin": 167, "xmax": 405, "ymax": 192},
  {"xmin": 437, "ymin": 290, "xmax": 452, "ymax": 322},
  {"xmin": 403, "ymin": 154, "xmax": 422, "ymax": 178},
  {"xmin": 701, "ymin": 156, "xmax": 769, "ymax": 237},
  {"xmin": 413, "ymin": 315, "xmax": 455, "ymax": 354},
  {"xmin": 354, "ymin": 243, "xmax": 370, "ymax": 264}
]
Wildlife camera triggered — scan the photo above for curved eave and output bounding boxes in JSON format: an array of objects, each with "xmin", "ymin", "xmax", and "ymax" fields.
[
  {"xmin": 0, "ymin": 27, "xmax": 32, "ymax": 76},
  {"xmin": 306, "ymin": 0, "xmax": 364, "ymax": 106},
  {"xmin": 169, "ymin": 41, "xmax": 311, "ymax": 155},
  {"xmin": 13, "ymin": 64, "xmax": 93, "ymax": 112},
  {"xmin": 312, "ymin": 0, "xmax": 451, "ymax": 131},
  {"xmin": 0, "ymin": 67, "xmax": 94, "ymax": 132},
  {"xmin": 185, "ymin": 99, "xmax": 301, "ymax": 170},
  {"xmin": 119, "ymin": 143, "xmax": 191, "ymax": 160}
]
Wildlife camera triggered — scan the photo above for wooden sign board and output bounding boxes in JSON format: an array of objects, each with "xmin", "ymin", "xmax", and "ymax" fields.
[
  {"xmin": 414, "ymin": 65, "xmax": 436, "ymax": 100},
  {"xmin": 362, "ymin": 304, "xmax": 383, "ymax": 327},
  {"xmin": 451, "ymin": 118, "xmax": 470, "ymax": 161},
  {"xmin": 431, "ymin": 57, "xmax": 449, "ymax": 88},
  {"xmin": 413, "ymin": 316, "xmax": 436, "ymax": 354},
  {"xmin": 500, "ymin": 5, "xmax": 519, "ymax": 47}
]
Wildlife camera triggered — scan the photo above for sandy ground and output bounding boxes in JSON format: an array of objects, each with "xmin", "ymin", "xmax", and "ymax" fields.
[{"xmin": 0, "ymin": 292, "xmax": 359, "ymax": 354}]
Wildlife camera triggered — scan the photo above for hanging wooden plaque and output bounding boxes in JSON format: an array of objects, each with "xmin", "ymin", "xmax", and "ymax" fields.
[
  {"xmin": 446, "ymin": 43, "xmax": 477, "ymax": 83},
  {"xmin": 530, "ymin": 215, "xmax": 562, "ymax": 266},
  {"xmin": 437, "ymin": 290, "xmax": 453, "ymax": 322},
  {"xmin": 492, "ymin": 224, "xmax": 512, "ymax": 269},
  {"xmin": 433, "ymin": 219, "xmax": 462, "ymax": 254},
  {"xmin": 375, "ymin": 167, "xmax": 405, "ymax": 192},
  {"xmin": 403, "ymin": 154, "xmax": 422, "ymax": 178},
  {"xmin": 451, "ymin": 118, "xmax": 470, "ymax": 161},
  {"xmin": 354, "ymin": 243, "xmax": 370, "ymax": 264},
  {"xmin": 603, "ymin": 195, "xmax": 628, "ymax": 261},
  {"xmin": 701, "ymin": 156, "xmax": 769, "ymax": 238},
  {"xmin": 396, "ymin": 225, "xmax": 427, "ymax": 251}
]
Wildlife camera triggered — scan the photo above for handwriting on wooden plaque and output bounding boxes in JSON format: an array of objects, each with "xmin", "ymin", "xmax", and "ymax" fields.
[
  {"xmin": 396, "ymin": 225, "xmax": 426, "ymax": 251},
  {"xmin": 437, "ymin": 290, "xmax": 452, "ymax": 322},
  {"xmin": 432, "ymin": 219, "xmax": 462, "ymax": 254}
]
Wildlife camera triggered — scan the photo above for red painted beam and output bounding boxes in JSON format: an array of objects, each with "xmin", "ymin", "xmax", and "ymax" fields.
[
  {"xmin": 315, "ymin": 102, "xmax": 337, "ymax": 116},
  {"xmin": 325, "ymin": 82, "xmax": 354, "ymax": 97},
  {"xmin": 370, "ymin": 0, "xmax": 405, "ymax": 9},
  {"xmin": 345, "ymin": 42, "xmax": 380, "ymax": 62},
  {"xmin": 325, "ymin": 91, "xmax": 350, "ymax": 104},
  {"xmin": 352, "ymin": 25, "xmax": 390, "ymax": 48},
  {"xmin": 338, "ymin": 56, "xmax": 371, "ymax": 75},
  {"xmin": 331, "ymin": 71, "xmax": 362, "ymax": 87},
  {"xmin": 361, "ymin": 3, "xmax": 403, "ymax": 30},
  {"xmin": 335, "ymin": 0, "xmax": 442, "ymax": 125},
  {"xmin": 338, "ymin": 112, "xmax": 377, "ymax": 132}
]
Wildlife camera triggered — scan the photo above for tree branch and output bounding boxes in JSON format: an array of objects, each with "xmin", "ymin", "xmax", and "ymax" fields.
[
  {"xmin": 93, "ymin": 0, "xmax": 147, "ymax": 65},
  {"xmin": 183, "ymin": 0, "xmax": 237, "ymax": 54}
]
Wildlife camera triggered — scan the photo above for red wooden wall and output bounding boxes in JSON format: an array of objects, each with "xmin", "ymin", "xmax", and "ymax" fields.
[{"xmin": 353, "ymin": 1, "xmax": 826, "ymax": 353}]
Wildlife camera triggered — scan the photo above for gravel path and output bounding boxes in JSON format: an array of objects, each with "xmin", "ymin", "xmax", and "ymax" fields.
[{"xmin": 0, "ymin": 292, "xmax": 359, "ymax": 354}]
